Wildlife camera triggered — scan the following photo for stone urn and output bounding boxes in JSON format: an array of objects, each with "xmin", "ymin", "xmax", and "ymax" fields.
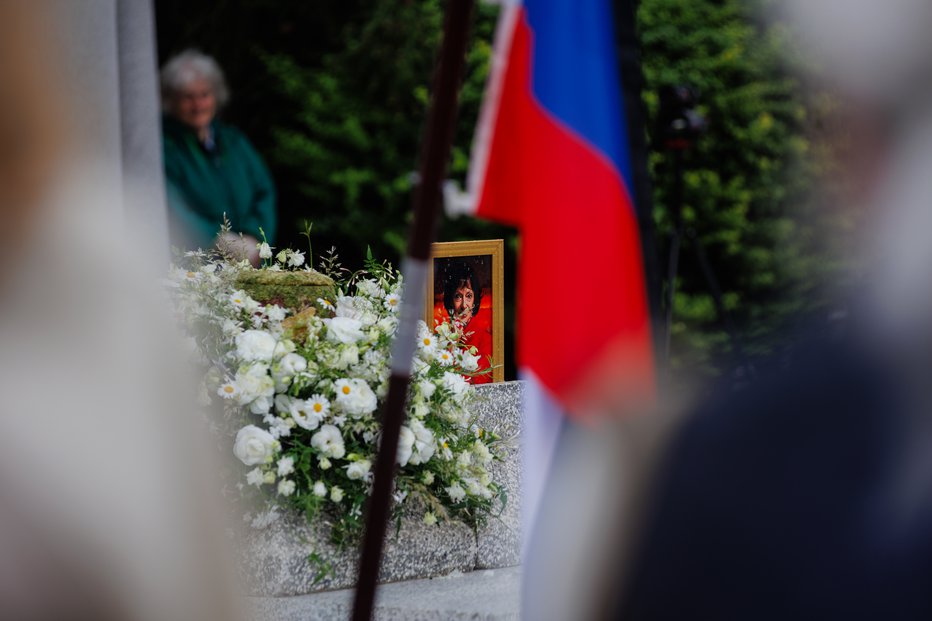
[{"xmin": 234, "ymin": 269, "xmax": 336, "ymax": 313}]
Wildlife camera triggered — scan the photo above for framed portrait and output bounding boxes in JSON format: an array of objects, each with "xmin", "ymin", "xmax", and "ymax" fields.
[{"xmin": 425, "ymin": 240, "xmax": 505, "ymax": 384}]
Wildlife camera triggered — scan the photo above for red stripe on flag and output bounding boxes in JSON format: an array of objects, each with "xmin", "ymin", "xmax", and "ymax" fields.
[{"xmin": 476, "ymin": 9, "xmax": 655, "ymax": 416}]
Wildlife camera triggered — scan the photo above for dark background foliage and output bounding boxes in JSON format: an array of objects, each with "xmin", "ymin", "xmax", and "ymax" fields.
[{"xmin": 156, "ymin": 0, "xmax": 848, "ymax": 383}]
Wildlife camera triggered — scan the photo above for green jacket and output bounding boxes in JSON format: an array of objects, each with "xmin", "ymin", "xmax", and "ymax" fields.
[{"xmin": 162, "ymin": 116, "xmax": 277, "ymax": 249}]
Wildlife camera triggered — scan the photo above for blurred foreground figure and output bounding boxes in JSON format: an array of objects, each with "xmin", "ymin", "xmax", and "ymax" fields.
[
  {"xmin": 0, "ymin": 5, "xmax": 234, "ymax": 620},
  {"xmin": 161, "ymin": 49, "xmax": 277, "ymax": 262},
  {"xmin": 527, "ymin": 2, "xmax": 932, "ymax": 619}
]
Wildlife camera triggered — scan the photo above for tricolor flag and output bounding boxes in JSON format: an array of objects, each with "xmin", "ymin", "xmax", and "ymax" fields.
[{"xmin": 452, "ymin": 0, "xmax": 656, "ymax": 538}]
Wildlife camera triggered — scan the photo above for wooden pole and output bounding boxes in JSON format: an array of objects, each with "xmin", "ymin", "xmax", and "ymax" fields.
[{"xmin": 351, "ymin": 1, "xmax": 475, "ymax": 619}]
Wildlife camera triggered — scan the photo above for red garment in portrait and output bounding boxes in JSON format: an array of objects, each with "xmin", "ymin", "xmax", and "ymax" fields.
[{"xmin": 433, "ymin": 297, "xmax": 494, "ymax": 384}]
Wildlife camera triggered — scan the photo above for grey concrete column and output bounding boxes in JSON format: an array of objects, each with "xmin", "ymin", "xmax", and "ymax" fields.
[
  {"xmin": 117, "ymin": 0, "xmax": 169, "ymax": 260},
  {"xmin": 50, "ymin": 0, "xmax": 168, "ymax": 257}
]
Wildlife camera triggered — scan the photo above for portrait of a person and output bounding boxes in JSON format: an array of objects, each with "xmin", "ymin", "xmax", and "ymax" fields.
[
  {"xmin": 160, "ymin": 49, "xmax": 277, "ymax": 262},
  {"xmin": 433, "ymin": 259, "xmax": 494, "ymax": 384}
]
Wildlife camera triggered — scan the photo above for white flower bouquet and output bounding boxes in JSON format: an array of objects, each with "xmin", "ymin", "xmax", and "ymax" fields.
[{"xmin": 169, "ymin": 242, "xmax": 502, "ymax": 544}]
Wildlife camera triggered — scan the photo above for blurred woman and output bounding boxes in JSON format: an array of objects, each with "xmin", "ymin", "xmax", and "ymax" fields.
[{"xmin": 160, "ymin": 49, "xmax": 276, "ymax": 262}]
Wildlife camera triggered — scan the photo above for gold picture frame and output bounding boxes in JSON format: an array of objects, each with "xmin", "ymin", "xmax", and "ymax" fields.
[{"xmin": 425, "ymin": 240, "xmax": 505, "ymax": 383}]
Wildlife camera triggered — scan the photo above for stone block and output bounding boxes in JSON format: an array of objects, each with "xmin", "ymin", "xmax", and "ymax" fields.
[{"xmin": 472, "ymin": 382, "xmax": 523, "ymax": 569}]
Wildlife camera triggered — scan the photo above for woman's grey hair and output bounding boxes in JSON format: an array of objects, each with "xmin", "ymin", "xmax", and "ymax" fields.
[{"xmin": 160, "ymin": 49, "xmax": 230, "ymax": 112}]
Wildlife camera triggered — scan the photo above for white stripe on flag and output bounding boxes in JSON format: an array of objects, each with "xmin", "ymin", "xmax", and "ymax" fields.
[{"xmin": 520, "ymin": 368, "xmax": 565, "ymax": 558}]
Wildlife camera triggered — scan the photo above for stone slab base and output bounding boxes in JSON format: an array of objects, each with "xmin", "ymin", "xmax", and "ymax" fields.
[{"xmin": 246, "ymin": 566, "xmax": 521, "ymax": 621}]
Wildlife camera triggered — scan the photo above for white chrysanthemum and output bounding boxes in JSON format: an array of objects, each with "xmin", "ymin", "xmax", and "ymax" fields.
[
  {"xmin": 263, "ymin": 415, "xmax": 292, "ymax": 439},
  {"xmin": 217, "ymin": 381, "xmax": 239, "ymax": 400},
  {"xmin": 221, "ymin": 319, "xmax": 241, "ymax": 337},
  {"xmin": 435, "ymin": 349, "xmax": 455, "ymax": 367},
  {"xmin": 446, "ymin": 483, "xmax": 466, "ymax": 503},
  {"xmin": 334, "ymin": 378, "xmax": 378, "ymax": 417},
  {"xmin": 337, "ymin": 344, "xmax": 360, "ymax": 370},
  {"xmin": 323, "ymin": 316, "xmax": 366, "ymax": 344},
  {"xmin": 346, "ymin": 459, "xmax": 372, "ymax": 480},
  {"xmin": 384, "ymin": 293, "xmax": 401, "ymax": 312},
  {"xmin": 397, "ymin": 425, "xmax": 415, "ymax": 467},
  {"xmin": 311, "ymin": 424, "xmax": 346, "ymax": 459},
  {"xmin": 459, "ymin": 350, "xmax": 481, "ymax": 372},
  {"xmin": 472, "ymin": 441, "xmax": 493, "ymax": 465},
  {"xmin": 318, "ymin": 297, "xmax": 335, "ymax": 312},
  {"xmin": 357, "ymin": 279, "xmax": 382, "ymax": 298},
  {"xmin": 277, "ymin": 479, "xmax": 296, "ymax": 497},
  {"xmin": 236, "ymin": 330, "xmax": 278, "ymax": 362},
  {"xmin": 441, "ymin": 371, "xmax": 469, "ymax": 398},
  {"xmin": 407, "ymin": 419, "xmax": 436, "ymax": 465},
  {"xmin": 288, "ymin": 250, "xmax": 305, "ymax": 267},
  {"xmin": 277, "ymin": 456, "xmax": 295, "ymax": 477},
  {"xmin": 418, "ymin": 379, "xmax": 437, "ymax": 400},
  {"xmin": 233, "ymin": 425, "xmax": 278, "ymax": 466},
  {"xmin": 246, "ymin": 467, "xmax": 265, "ymax": 487},
  {"xmin": 258, "ymin": 242, "xmax": 273, "ymax": 259},
  {"xmin": 313, "ymin": 481, "xmax": 327, "ymax": 497},
  {"xmin": 266, "ymin": 304, "xmax": 286, "ymax": 322}
]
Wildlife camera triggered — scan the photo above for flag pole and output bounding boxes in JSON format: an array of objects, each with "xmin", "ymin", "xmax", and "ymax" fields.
[{"xmin": 351, "ymin": 1, "xmax": 475, "ymax": 619}]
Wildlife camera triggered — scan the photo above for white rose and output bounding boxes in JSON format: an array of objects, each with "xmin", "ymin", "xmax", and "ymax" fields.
[
  {"xmin": 249, "ymin": 395, "xmax": 273, "ymax": 415},
  {"xmin": 310, "ymin": 424, "xmax": 346, "ymax": 459},
  {"xmin": 233, "ymin": 425, "xmax": 277, "ymax": 466},
  {"xmin": 330, "ymin": 486, "xmax": 344, "ymax": 503},
  {"xmin": 236, "ymin": 363, "xmax": 275, "ymax": 399},
  {"xmin": 313, "ymin": 481, "xmax": 327, "ymax": 497},
  {"xmin": 236, "ymin": 330, "xmax": 278, "ymax": 362},
  {"xmin": 334, "ymin": 378, "xmax": 378, "ymax": 417},
  {"xmin": 346, "ymin": 459, "xmax": 372, "ymax": 480},
  {"xmin": 396, "ymin": 425, "xmax": 415, "ymax": 467},
  {"xmin": 324, "ymin": 316, "xmax": 366, "ymax": 344}
]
